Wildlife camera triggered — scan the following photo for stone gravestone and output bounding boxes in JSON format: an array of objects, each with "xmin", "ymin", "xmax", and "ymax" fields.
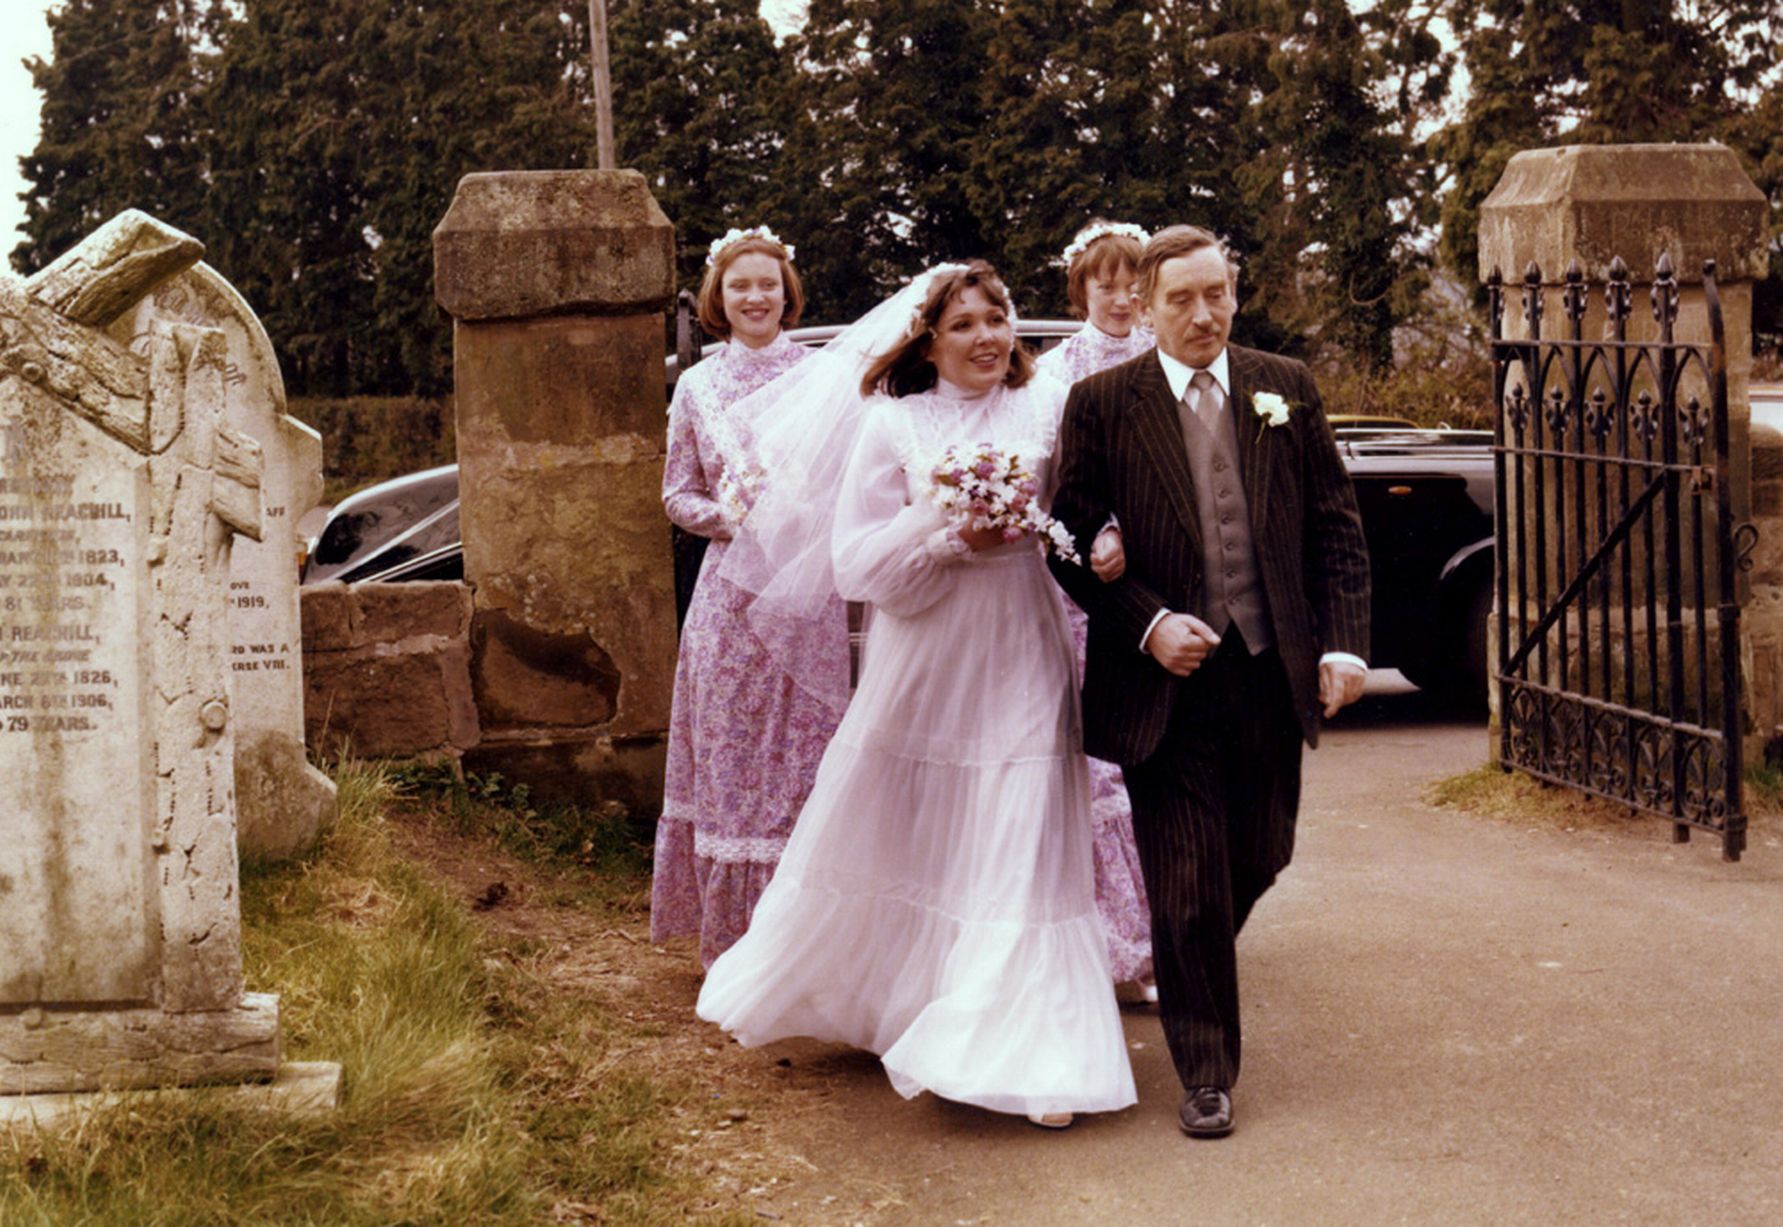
[
  {"xmin": 108, "ymin": 265, "xmax": 337, "ymax": 862},
  {"xmin": 0, "ymin": 211, "xmax": 285, "ymax": 1095}
]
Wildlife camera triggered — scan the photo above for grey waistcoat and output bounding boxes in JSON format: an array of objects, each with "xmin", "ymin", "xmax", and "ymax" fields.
[{"xmin": 1176, "ymin": 392, "xmax": 1274, "ymax": 653}]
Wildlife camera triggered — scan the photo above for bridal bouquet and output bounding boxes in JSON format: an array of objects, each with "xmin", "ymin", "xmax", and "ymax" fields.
[{"xmin": 929, "ymin": 443, "xmax": 1082, "ymax": 565}]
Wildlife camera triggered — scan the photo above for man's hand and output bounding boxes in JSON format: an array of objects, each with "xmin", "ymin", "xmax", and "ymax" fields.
[
  {"xmin": 1145, "ymin": 613, "xmax": 1220, "ymax": 676},
  {"xmin": 1090, "ymin": 526, "xmax": 1125, "ymax": 582},
  {"xmin": 1319, "ymin": 660, "xmax": 1367, "ymax": 717}
]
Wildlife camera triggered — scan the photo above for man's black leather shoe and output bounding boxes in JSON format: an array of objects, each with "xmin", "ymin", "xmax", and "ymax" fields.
[{"xmin": 1178, "ymin": 1086, "xmax": 1233, "ymax": 1138}]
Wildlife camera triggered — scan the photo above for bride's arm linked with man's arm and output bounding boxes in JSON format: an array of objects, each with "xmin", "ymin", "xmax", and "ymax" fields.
[{"xmin": 1048, "ymin": 380, "xmax": 1198, "ymax": 666}]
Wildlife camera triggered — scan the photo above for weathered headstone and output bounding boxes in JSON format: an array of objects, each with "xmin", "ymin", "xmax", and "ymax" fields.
[
  {"xmin": 107, "ymin": 264, "xmax": 337, "ymax": 862},
  {"xmin": 0, "ymin": 211, "xmax": 285, "ymax": 1095}
]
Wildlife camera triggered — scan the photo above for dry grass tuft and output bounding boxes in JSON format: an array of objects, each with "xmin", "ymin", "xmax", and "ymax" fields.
[{"xmin": 1428, "ymin": 761, "xmax": 1774, "ymax": 835}]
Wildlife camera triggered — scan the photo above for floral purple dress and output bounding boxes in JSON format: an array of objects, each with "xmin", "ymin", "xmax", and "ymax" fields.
[
  {"xmin": 653, "ymin": 333, "xmax": 847, "ymax": 967},
  {"xmin": 1035, "ymin": 323, "xmax": 1158, "ymax": 983}
]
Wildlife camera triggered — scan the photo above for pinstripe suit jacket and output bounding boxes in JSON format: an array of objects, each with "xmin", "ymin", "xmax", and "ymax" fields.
[{"xmin": 1049, "ymin": 344, "xmax": 1370, "ymax": 764}]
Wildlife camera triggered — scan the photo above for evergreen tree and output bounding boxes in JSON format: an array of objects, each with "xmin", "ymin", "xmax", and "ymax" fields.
[
  {"xmin": 971, "ymin": 0, "xmax": 1195, "ymax": 315},
  {"xmin": 1257, "ymin": 0, "xmax": 1448, "ymax": 371},
  {"xmin": 201, "ymin": 0, "xmax": 593, "ymax": 396},
  {"xmin": 14, "ymin": 0, "xmax": 215, "ymax": 274},
  {"xmin": 772, "ymin": 0, "xmax": 1000, "ymax": 321},
  {"xmin": 607, "ymin": 0, "xmax": 800, "ymax": 293}
]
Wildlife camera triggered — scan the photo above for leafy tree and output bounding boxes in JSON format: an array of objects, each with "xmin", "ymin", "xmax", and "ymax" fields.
[{"xmin": 1430, "ymin": 0, "xmax": 1781, "ymax": 288}]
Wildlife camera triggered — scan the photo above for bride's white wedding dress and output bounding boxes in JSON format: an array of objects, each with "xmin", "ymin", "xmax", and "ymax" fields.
[{"xmin": 696, "ymin": 375, "xmax": 1137, "ymax": 1118}]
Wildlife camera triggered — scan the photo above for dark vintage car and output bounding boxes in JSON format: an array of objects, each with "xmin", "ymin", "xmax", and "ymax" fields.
[{"xmin": 302, "ymin": 323, "xmax": 1497, "ymax": 703}]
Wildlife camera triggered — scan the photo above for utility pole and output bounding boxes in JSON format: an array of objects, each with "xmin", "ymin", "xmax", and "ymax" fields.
[{"xmin": 589, "ymin": 0, "xmax": 616, "ymax": 169}]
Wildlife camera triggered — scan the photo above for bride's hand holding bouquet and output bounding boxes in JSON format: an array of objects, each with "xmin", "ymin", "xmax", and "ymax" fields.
[{"xmin": 930, "ymin": 442, "xmax": 1082, "ymax": 564}]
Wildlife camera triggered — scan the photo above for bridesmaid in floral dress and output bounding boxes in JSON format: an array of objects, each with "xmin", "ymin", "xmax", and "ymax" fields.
[
  {"xmin": 1036, "ymin": 221, "xmax": 1159, "ymax": 998},
  {"xmin": 653, "ymin": 226, "xmax": 848, "ymax": 967}
]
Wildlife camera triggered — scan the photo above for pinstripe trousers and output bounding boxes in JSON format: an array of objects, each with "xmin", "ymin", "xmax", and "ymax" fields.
[{"xmin": 1120, "ymin": 629, "xmax": 1304, "ymax": 1092}]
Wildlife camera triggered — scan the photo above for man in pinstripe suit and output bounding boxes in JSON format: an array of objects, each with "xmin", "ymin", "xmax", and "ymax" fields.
[{"xmin": 1050, "ymin": 225, "xmax": 1371, "ymax": 1138}]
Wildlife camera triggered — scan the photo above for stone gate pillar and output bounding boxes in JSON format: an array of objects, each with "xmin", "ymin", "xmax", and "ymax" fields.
[
  {"xmin": 433, "ymin": 171, "xmax": 678, "ymax": 807},
  {"xmin": 1478, "ymin": 143, "xmax": 1772, "ymax": 756}
]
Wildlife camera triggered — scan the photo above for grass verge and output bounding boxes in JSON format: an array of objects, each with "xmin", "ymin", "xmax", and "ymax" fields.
[
  {"xmin": 1428, "ymin": 761, "xmax": 1778, "ymax": 832},
  {"xmin": 0, "ymin": 760, "xmax": 750, "ymax": 1226}
]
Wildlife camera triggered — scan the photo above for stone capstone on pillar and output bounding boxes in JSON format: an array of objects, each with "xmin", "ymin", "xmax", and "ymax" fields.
[
  {"xmin": 1478, "ymin": 144, "xmax": 1770, "ymax": 287},
  {"xmin": 433, "ymin": 171, "xmax": 679, "ymax": 806},
  {"xmin": 434, "ymin": 170, "xmax": 676, "ymax": 321}
]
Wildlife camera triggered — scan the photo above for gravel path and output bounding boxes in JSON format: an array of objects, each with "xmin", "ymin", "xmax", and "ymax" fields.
[{"xmin": 754, "ymin": 674, "xmax": 1783, "ymax": 1226}]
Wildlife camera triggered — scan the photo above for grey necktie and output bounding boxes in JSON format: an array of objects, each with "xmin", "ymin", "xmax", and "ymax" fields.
[{"xmin": 1188, "ymin": 369, "xmax": 1223, "ymax": 426}]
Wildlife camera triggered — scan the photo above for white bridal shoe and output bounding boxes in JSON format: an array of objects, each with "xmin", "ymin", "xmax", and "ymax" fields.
[{"xmin": 1027, "ymin": 1112, "xmax": 1074, "ymax": 1129}]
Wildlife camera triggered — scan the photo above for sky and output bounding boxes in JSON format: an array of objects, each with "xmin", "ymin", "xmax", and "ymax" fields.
[
  {"xmin": 0, "ymin": 2, "xmax": 808, "ymax": 268},
  {"xmin": 2, "ymin": 5, "xmax": 56, "ymax": 266}
]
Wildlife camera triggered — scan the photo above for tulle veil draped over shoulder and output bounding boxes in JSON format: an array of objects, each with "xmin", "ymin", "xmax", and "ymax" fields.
[{"xmin": 713, "ymin": 266, "xmax": 969, "ymax": 714}]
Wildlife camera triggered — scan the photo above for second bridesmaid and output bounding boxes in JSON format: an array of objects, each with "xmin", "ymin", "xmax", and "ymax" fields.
[
  {"xmin": 1037, "ymin": 220, "xmax": 1158, "ymax": 997},
  {"xmin": 653, "ymin": 226, "xmax": 848, "ymax": 968}
]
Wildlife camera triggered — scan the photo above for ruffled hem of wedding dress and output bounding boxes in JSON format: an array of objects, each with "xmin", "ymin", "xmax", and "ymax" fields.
[{"xmin": 696, "ymin": 876, "xmax": 1137, "ymax": 1117}]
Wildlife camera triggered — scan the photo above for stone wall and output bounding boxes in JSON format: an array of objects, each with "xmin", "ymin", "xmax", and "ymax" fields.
[{"xmin": 301, "ymin": 581, "xmax": 479, "ymax": 761}]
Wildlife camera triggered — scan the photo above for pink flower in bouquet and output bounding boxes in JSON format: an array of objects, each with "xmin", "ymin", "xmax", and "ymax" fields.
[{"xmin": 926, "ymin": 442, "xmax": 1082, "ymax": 565}]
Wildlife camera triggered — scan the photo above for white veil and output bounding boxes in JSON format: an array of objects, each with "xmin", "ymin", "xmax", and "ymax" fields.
[{"xmin": 716, "ymin": 264, "xmax": 968, "ymax": 715}]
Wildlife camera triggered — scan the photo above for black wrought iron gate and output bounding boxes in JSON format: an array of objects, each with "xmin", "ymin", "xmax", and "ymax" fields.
[{"xmin": 1489, "ymin": 255, "xmax": 1756, "ymax": 861}]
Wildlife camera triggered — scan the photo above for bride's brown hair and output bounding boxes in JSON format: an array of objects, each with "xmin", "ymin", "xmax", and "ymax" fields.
[{"xmin": 859, "ymin": 260, "xmax": 1035, "ymax": 398}]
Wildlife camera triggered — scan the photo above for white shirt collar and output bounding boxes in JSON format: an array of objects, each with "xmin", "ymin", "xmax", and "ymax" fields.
[{"xmin": 1156, "ymin": 346, "xmax": 1230, "ymax": 403}]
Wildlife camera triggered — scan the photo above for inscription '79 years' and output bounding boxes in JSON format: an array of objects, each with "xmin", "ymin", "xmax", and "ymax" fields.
[{"xmin": 0, "ymin": 469, "xmax": 131, "ymax": 736}]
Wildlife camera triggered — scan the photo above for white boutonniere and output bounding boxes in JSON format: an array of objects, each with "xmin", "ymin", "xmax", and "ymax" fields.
[{"xmin": 1252, "ymin": 390, "xmax": 1292, "ymax": 428}]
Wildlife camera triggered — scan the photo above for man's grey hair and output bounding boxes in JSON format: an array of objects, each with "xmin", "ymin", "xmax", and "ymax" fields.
[{"xmin": 1137, "ymin": 225, "xmax": 1240, "ymax": 302}]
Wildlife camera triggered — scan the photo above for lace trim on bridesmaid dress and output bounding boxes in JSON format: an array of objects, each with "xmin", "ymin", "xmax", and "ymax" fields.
[{"xmin": 693, "ymin": 828, "xmax": 791, "ymax": 865}]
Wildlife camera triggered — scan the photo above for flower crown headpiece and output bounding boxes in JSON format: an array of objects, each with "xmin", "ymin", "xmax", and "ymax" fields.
[
  {"xmin": 903, "ymin": 263, "xmax": 1018, "ymax": 337},
  {"xmin": 706, "ymin": 225, "xmax": 794, "ymax": 267},
  {"xmin": 1058, "ymin": 221, "xmax": 1150, "ymax": 268}
]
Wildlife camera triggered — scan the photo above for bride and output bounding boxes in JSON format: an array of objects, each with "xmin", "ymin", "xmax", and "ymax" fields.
[{"xmin": 696, "ymin": 260, "xmax": 1136, "ymax": 1127}]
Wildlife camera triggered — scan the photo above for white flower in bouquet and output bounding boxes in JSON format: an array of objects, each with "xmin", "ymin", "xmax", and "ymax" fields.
[{"xmin": 929, "ymin": 443, "xmax": 1082, "ymax": 565}]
